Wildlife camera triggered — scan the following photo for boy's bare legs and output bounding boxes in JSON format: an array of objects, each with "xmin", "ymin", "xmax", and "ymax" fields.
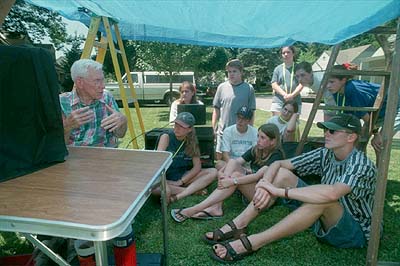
[
  {"xmin": 206, "ymin": 167, "xmax": 299, "ymax": 244},
  {"xmin": 213, "ymin": 201, "xmax": 344, "ymax": 259}
]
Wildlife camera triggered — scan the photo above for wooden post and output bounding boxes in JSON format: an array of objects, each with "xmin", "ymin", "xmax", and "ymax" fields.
[
  {"xmin": 366, "ymin": 17, "xmax": 400, "ymax": 266},
  {"xmin": 0, "ymin": 0, "xmax": 16, "ymax": 26}
]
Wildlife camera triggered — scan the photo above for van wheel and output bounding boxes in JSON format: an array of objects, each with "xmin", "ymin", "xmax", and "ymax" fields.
[{"xmin": 164, "ymin": 93, "xmax": 180, "ymax": 106}]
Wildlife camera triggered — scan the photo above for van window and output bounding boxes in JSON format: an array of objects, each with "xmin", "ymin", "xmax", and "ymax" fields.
[
  {"xmin": 145, "ymin": 74, "xmax": 194, "ymax": 84},
  {"xmin": 146, "ymin": 75, "xmax": 160, "ymax": 83},
  {"xmin": 130, "ymin": 73, "xmax": 139, "ymax": 83},
  {"xmin": 123, "ymin": 73, "xmax": 139, "ymax": 83},
  {"xmin": 178, "ymin": 75, "xmax": 194, "ymax": 83}
]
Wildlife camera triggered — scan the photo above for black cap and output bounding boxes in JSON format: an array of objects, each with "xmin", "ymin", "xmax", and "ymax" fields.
[
  {"xmin": 317, "ymin": 113, "xmax": 361, "ymax": 134},
  {"xmin": 174, "ymin": 112, "xmax": 195, "ymax": 128},
  {"xmin": 236, "ymin": 106, "xmax": 253, "ymax": 120}
]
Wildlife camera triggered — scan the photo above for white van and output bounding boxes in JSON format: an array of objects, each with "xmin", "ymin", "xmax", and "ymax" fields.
[{"xmin": 106, "ymin": 71, "xmax": 200, "ymax": 105}]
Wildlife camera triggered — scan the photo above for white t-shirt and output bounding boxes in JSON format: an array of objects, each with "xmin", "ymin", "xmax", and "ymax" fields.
[{"xmin": 220, "ymin": 124, "xmax": 258, "ymax": 159}]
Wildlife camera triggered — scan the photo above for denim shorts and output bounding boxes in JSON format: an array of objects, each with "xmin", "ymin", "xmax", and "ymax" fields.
[
  {"xmin": 313, "ymin": 207, "xmax": 366, "ymax": 248},
  {"xmin": 281, "ymin": 178, "xmax": 366, "ymax": 248}
]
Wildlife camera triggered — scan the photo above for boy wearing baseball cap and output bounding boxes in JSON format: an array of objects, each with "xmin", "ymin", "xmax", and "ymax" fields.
[
  {"xmin": 216, "ymin": 106, "xmax": 258, "ymax": 170},
  {"xmin": 210, "ymin": 113, "xmax": 377, "ymax": 263}
]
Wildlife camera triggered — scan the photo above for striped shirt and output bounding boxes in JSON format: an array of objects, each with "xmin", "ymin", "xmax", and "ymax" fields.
[
  {"xmin": 59, "ymin": 89, "xmax": 120, "ymax": 147},
  {"xmin": 291, "ymin": 147, "xmax": 377, "ymax": 240}
]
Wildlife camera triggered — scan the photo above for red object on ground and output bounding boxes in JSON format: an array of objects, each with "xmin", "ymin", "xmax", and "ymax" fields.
[
  {"xmin": 0, "ymin": 254, "xmax": 35, "ymax": 266},
  {"xmin": 113, "ymin": 226, "xmax": 137, "ymax": 266},
  {"xmin": 77, "ymin": 255, "xmax": 96, "ymax": 266},
  {"xmin": 114, "ymin": 244, "xmax": 137, "ymax": 266}
]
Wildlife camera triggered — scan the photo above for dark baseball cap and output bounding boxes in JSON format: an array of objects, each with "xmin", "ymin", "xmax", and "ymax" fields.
[
  {"xmin": 317, "ymin": 113, "xmax": 361, "ymax": 134},
  {"xmin": 174, "ymin": 112, "xmax": 195, "ymax": 128},
  {"xmin": 236, "ymin": 106, "xmax": 253, "ymax": 120}
]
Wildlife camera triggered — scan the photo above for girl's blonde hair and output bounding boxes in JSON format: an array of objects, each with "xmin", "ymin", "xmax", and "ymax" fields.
[{"xmin": 184, "ymin": 128, "xmax": 200, "ymax": 157}]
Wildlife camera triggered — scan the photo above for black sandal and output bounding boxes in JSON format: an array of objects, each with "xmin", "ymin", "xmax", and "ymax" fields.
[
  {"xmin": 202, "ymin": 221, "xmax": 247, "ymax": 245},
  {"xmin": 209, "ymin": 234, "xmax": 254, "ymax": 263}
]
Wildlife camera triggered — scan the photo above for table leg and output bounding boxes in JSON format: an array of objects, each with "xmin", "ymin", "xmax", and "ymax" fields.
[
  {"xmin": 23, "ymin": 233, "xmax": 69, "ymax": 266},
  {"xmin": 94, "ymin": 241, "xmax": 109, "ymax": 266},
  {"xmin": 160, "ymin": 170, "xmax": 169, "ymax": 266}
]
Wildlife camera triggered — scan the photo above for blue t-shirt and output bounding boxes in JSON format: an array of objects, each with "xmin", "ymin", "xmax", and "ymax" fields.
[{"xmin": 333, "ymin": 80, "xmax": 384, "ymax": 119}]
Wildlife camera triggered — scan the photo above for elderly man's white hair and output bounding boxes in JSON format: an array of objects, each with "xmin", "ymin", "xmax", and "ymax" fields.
[{"xmin": 70, "ymin": 59, "xmax": 103, "ymax": 82}]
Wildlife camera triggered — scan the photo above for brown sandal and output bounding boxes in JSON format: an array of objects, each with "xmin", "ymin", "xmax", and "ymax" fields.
[
  {"xmin": 202, "ymin": 221, "xmax": 247, "ymax": 245},
  {"xmin": 210, "ymin": 234, "xmax": 254, "ymax": 263}
]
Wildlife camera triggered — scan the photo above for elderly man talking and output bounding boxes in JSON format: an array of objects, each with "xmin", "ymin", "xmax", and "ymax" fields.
[{"xmin": 60, "ymin": 58, "xmax": 127, "ymax": 147}]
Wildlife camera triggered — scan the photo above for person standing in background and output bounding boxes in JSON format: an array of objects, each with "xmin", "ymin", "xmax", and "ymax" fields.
[
  {"xmin": 271, "ymin": 46, "xmax": 303, "ymax": 116},
  {"xmin": 212, "ymin": 59, "xmax": 256, "ymax": 161}
]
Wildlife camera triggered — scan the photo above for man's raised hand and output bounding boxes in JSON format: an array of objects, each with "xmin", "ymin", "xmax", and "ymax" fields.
[
  {"xmin": 101, "ymin": 104, "xmax": 126, "ymax": 133},
  {"xmin": 66, "ymin": 106, "xmax": 94, "ymax": 129}
]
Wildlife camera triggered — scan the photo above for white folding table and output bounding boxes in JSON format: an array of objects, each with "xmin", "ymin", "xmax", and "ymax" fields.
[{"xmin": 0, "ymin": 146, "xmax": 172, "ymax": 266}]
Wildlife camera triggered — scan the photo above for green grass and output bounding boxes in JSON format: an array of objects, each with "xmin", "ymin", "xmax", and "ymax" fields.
[{"xmin": 1, "ymin": 105, "xmax": 399, "ymax": 265}]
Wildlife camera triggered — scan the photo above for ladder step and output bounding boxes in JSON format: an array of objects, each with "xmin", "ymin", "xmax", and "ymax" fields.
[
  {"xmin": 330, "ymin": 69, "xmax": 390, "ymax": 77},
  {"xmin": 93, "ymin": 41, "xmax": 108, "ymax": 49},
  {"xmin": 318, "ymin": 106, "xmax": 379, "ymax": 112}
]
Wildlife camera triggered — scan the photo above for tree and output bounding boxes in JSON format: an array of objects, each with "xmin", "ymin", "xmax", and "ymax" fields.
[
  {"xmin": 132, "ymin": 41, "xmax": 195, "ymax": 104},
  {"xmin": 197, "ymin": 47, "xmax": 229, "ymax": 74},
  {"xmin": 237, "ymin": 48, "xmax": 281, "ymax": 89},
  {"xmin": 61, "ymin": 36, "xmax": 84, "ymax": 92},
  {"xmin": 3, "ymin": 0, "xmax": 67, "ymax": 48}
]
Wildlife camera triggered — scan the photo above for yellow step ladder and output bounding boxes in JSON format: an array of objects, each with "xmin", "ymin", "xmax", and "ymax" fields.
[{"xmin": 80, "ymin": 16, "xmax": 145, "ymax": 149}]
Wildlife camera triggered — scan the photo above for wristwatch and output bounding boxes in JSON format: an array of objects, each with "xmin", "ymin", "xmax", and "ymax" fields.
[{"xmin": 233, "ymin": 177, "xmax": 238, "ymax": 185}]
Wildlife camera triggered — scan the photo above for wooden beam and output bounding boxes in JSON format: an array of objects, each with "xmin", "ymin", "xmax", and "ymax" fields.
[
  {"xmin": 366, "ymin": 17, "xmax": 400, "ymax": 266},
  {"xmin": 330, "ymin": 69, "xmax": 391, "ymax": 77},
  {"xmin": 367, "ymin": 26, "xmax": 397, "ymax": 35},
  {"xmin": 0, "ymin": 0, "xmax": 15, "ymax": 26}
]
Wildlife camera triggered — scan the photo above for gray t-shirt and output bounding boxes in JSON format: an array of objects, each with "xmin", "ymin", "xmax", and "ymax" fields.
[
  {"xmin": 213, "ymin": 81, "xmax": 256, "ymax": 134},
  {"xmin": 271, "ymin": 63, "xmax": 301, "ymax": 106}
]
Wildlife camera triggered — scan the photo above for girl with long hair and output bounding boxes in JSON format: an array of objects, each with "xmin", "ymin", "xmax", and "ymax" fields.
[
  {"xmin": 169, "ymin": 81, "xmax": 203, "ymax": 122},
  {"xmin": 154, "ymin": 112, "xmax": 217, "ymax": 203},
  {"xmin": 171, "ymin": 123, "xmax": 284, "ymax": 222}
]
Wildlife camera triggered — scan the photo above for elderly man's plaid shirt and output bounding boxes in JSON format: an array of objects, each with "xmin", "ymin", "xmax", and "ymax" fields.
[{"xmin": 59, "ymin": 89, "xmax": 120, "ymax": 147}]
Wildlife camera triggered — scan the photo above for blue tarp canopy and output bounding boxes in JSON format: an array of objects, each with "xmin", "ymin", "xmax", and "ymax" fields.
[{"xmin": 26, "ymin": 0, "xmax": 400, "ymax": 48}]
